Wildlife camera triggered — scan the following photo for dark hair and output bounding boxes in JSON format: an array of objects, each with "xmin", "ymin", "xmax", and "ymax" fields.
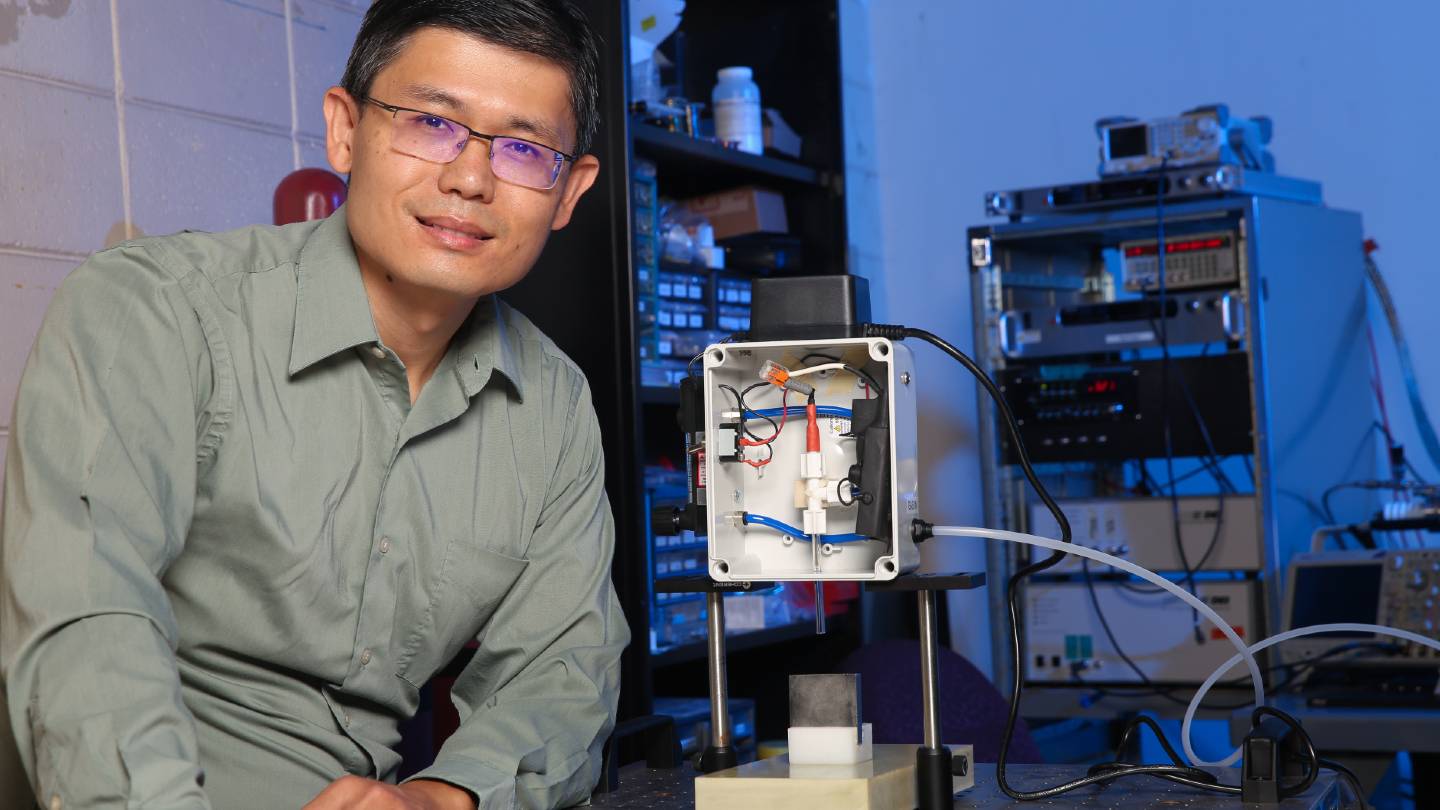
[{"xmin": 341, "ymin": 0, "xmax": 600, "ymax": 155}]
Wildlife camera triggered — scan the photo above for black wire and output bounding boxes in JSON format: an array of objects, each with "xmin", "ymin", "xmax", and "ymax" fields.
[
  {"xmin": 844, "ymin": 364, "xmax": 883, "ymax": 396},
  {"xmin": 718, "ymin": 384, "xmax": 771, "ymax": 441},
  {"xmin": 881, "ymin": 326, "xmax": 1255, "ymax": 799},
  {"xmin": 1278, "ymin": 487, "xmax": 1331, "ymax": 526},
  {"xmin": 1080, "ymin": 558, "xmax": 1168, "ymax": 689},
  {"xmin": 1318, "ymin": 758, "xmax": 1369, "ymax": 809},
  {"xmin": 1086, "ymin": 714, "xmax": 1237, "ymax": 794},
  {"xmin": 1251, "ymin": 706, "xmax": 1320, "ymax": 798},
  {"xmin": 687, "ymin": 335, "xmax": 735, "ymax": 378},
  {"xmin": 1072, "ymin": 560, "xmax": 1265, "ymax": 711},
  {"xmin": 799, "ymin": 351, "xmax": 885, "ymax": 396},
  {"xmin": 875, "ymin": 324, "xmax": 1373, "ymax": 801},
  {"xmin": 1149, "ymin": 157, "xmax": 1205, "ymax": 646},
  {"xmin": 1151, "ymin": 458, "xmax": 1234, "ymax": 490},
  {"xmin": 1168, "ymin": 369, "xmax": 1229, "ymax": 572}
]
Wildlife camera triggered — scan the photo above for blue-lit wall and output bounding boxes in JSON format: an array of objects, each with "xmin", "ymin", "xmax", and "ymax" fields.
[{"xmin": 841, "ymin": 0, "xmax": 1440, "ymax": 674}]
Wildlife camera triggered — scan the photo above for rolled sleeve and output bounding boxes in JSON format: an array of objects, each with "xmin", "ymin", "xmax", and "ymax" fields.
[
  {"xmin": 1, "ymin": 246, "xmax": 220, "ymax": 808},
  {"xmin": 407, "ymin": 379, "xmax": 628, "ymax": 809}
]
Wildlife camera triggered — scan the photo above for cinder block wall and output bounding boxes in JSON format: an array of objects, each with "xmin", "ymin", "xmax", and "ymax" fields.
[{"xmin": 0, "ymin": 0, "xmax": 365, "ymax": 477}]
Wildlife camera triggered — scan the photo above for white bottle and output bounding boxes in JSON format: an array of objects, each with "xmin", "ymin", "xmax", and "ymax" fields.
[{"xmin": 712, "ymin": 66, "xmax": 763, "ymax": 155}]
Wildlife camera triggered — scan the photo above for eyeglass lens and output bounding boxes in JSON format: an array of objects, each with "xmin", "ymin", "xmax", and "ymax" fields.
[{"xmin": 389, "ymin": 110, "xmax": 564, "ymax": 190}]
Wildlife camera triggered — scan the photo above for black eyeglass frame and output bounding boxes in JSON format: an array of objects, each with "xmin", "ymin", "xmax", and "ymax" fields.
[{"xmin": 363, "ymin": 96, "xmax": 578, "ymax": 171}]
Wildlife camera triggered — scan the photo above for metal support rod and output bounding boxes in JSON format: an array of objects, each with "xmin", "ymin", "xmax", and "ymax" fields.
[
  {"xmin": 812, "ymin": 533, "xmax": 826, "ymax": 635},
  {"xmin": 814, "ymin": 580, "xmax": 827, "ymax": 635},
  {"xmin": 918, "ymin": 589, "xmax": 942, "ymax": 750},
  {"xmin": 706, "ymin": 591, "xmax": 731, "ymax": 749}
]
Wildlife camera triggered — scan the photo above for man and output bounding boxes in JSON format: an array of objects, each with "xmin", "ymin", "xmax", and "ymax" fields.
[{"xmin": 0, "ymin": 1, "xmax": 628, "ymax": 808}]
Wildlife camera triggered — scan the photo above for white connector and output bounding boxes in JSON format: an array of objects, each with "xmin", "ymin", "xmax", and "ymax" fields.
[{"xmin": 799, "ymin": 451, "xmax": 824, "ymax": 480}]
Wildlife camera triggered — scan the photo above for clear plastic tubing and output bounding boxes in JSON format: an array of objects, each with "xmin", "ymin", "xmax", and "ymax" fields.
[
  {"xmin": 935, "ymin": 525, "xmax": 1440, "ymax": 769},
  {"xmin": 1184, "ymin": 622, "xmax": 1440, "ymax": 768},
  {"xmin": 930, "ymin": 526, "xmax": 1265, "ymax": 752}
]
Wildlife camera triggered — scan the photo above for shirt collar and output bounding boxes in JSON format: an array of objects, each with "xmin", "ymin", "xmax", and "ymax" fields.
[
  {"xmin": 289, "ymin": 205, "xmax": 525, "ymax": 402},
  {"xmin": 289, "ymin": 205, "xmax": 381, "ymax": 376},
  {"xmin": 453, "ymin": 295, "xmax": 526, "ymax": 403}
]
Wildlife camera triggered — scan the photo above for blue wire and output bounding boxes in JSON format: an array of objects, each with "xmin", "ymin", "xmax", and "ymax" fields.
[
  {"xmin": 743, "ymin": 406, "xmax": 852, "ymax": 420},
  {"xmin": 741, "ymin": 513, "xmax": 871, "ymax": 544}
]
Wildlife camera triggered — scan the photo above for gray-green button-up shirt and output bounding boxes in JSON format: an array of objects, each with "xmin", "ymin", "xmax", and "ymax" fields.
[{"xmin": 1, "ymin": 206, "xmax": 628, "ymax": 809}]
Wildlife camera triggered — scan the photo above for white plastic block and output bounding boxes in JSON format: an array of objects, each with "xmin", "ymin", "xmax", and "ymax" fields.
[{"xmin": 787, "ymin": 723, "xmax": 873, "ymax": 765}]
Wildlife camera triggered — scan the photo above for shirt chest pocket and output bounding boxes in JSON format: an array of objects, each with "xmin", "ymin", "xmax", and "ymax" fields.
[{"xmin": 395, "ymin": 539, "xmax": 529, "ymax": 689}]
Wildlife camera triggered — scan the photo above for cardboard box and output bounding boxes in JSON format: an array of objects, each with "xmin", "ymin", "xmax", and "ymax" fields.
[{"xmin": 682, "ymin": 186, "xmax": 788, "ymax": 241}]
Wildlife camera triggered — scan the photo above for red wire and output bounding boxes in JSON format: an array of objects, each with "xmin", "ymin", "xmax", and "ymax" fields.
[{"xmin": 805, "ymin": 399, "xmax": 820, "ymax": 453}]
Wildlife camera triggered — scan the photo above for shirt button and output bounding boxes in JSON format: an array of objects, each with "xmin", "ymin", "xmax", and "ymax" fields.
[
  {"xmin": 379, "ymin": 537, "xmax": 391, "ymax": 554},
  {"xmin": 343, "ymin": 712, "xmax": 352, "ymax": 728},
  {"xmin": 369, "ymin": 345, "xmax": 386, "ymax": 359},
  {"xmin": 360, "ymin": 648, "xmax": 372, "ymax": 666}
]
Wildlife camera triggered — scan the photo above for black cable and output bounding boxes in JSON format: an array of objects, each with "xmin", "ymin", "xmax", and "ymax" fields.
[
  {"xmin": 1085, "ymin": 714, "xmax": 1237, "ymax": 794},
  {"xmin": 1072, "ymin": 563, "xmax": 1266, "ymax": 711},
  {"xmin": 874, "ymin": 324, "xmax": 1354, "ymax": 801},
  {"xmin": 718, "ymin": 383, "xmax": 772, "ymax": 441},
  {"xmin": 1317, "ymin": 758, "xmax": 1368, "ymax": 809},
  {"xmin": 1079, "ymin": 558, "xmax": 1167, "ymax": 690},
  {"xmin": 867, "ymin": 325, "xmax": 1254, "ymax": 799},
  {"xmin": 1149, "ymin": 157, "xmax": 1206, "ymax": 646},
  {"xmin": 1251, "ymin": 706, "xmax": 1320, "ymax": 798},
  {"xmin": 1167, "ymin": 369, "xmax": 1229, "ymax": 572},
  {"xmin": 687, "ymin": 335, "xmax": 735, "ymax": 378},
  {"xmin": 799, "ymin": 352, "xmax": 885, "ymax": 396}
]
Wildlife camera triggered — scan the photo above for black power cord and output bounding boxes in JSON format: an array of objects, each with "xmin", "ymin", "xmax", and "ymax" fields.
[
  {"xmin": 865, "ymin": 323, "xmax": 1254, "ymax": 799},
  {"xmin": 867, "ymin": 322, "xmax": 1356, "ymax": 804}
]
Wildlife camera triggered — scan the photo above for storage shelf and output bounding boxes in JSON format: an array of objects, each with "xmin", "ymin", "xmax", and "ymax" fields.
[{"xmin": 632, "ymin": 122, "xmax": 825, "ymax": 191}]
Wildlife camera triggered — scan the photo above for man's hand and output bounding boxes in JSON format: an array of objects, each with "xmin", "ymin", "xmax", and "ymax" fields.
[{"xmin": 302, "ymin": 776, "xmax": 477, "ymax": 810}]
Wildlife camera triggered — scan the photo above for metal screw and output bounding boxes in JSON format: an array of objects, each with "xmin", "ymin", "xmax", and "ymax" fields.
[
  {"xmin": 733, "ymin": 489, "xmax": 742, "ymax": 502},
  {"xmin": 901, "ymin": 372, "xmax": 911, "ymax": 385}
]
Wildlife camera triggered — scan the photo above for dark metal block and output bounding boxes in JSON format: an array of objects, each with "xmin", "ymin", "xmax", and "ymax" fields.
[{"xmin": 788, "ymin": 673, "xmax": 861, "ymax": 728}]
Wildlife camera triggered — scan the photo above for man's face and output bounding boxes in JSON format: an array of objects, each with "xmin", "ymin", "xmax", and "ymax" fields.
[{"xmin": 323, "ymin": 28, "xmax": 599, "ymax": 301}]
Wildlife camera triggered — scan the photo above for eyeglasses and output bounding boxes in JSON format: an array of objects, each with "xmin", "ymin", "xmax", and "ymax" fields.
[{"xmin": 364, "ymin": 97, "xmax": 576, "ymax": 190}]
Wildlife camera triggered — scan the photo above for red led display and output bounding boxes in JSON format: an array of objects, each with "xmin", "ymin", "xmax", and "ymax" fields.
[
  {"xmin": 1124, "ymin": 236, "xmax": 1229, "ymax": 258},
  {"xmin": 1086, "ymin": 379, "xmax": 1118, "ymax": 395}
]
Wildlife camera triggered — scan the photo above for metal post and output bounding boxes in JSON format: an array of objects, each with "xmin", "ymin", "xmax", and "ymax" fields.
[
  {"xmin": 918, "ymin": 590, "xmax": 942, "ymax": 749},
  {"xmin": 814, "ymin": 580, "xmax": 827, "ymax": 635},
  {"xmin": 706, "ymin": 591, "xmax": 731, "ymax": 750},
  {"xmin": 915, "ymin": 588, "xmax": 953, "ymax": 809}
]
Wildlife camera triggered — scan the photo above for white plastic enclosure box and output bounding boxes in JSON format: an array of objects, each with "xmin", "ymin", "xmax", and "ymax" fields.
[{"xmin": 701, "ymin": 337, "xmax": 920, "ymax": 582}]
